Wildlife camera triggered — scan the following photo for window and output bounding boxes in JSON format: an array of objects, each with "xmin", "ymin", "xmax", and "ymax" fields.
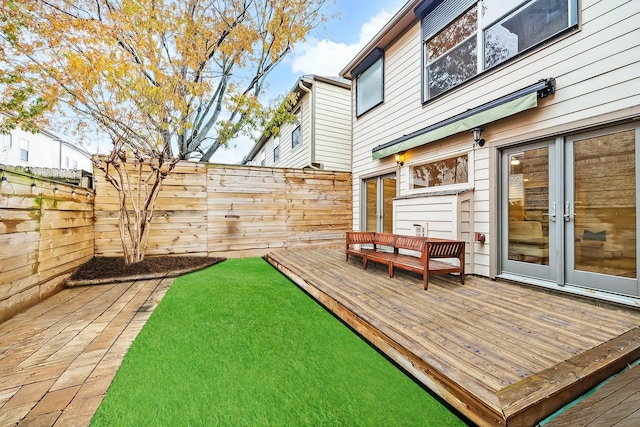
[
  {"xmin": 355, "ymin": 49, "xmax": 384, "ymax": 116},
  {"xmin": 484, "ymin": 0, "xmax": 572, "ymax": 68},
  {"xmin": 426, "ymin": 6, "xmax": 478, "ymax": 99},
  {"xmin": 64, "ymin": 156, "xmax": 70, "ymax": 168},
  {"xmin": 72, "ymin": 160, "xmax": 78, "ymax": 170},
  {"xmin": 423, "ymin": 0, "xmax": 577, "ymax": 100},
  {"xmin": 273, "ymin": 138, "xmax": 280, "ymax": 163},
  {"xmin": 260, "ymin": 151, "xmax": 266, "ymax": 167},
  {"xmin": 20, "ymin": 139, "xmax": 29, "ymax": 162},
  {"xmin": 291, "ymin": 125, "xmax": 301, "ymax": 149},
  {"xmin": 2, "ymin": 133, "xmax": 11, "ymax": 148},
  {"xmin": 411, "ymin": 154, "xmax": 469, "ymax": 189}
]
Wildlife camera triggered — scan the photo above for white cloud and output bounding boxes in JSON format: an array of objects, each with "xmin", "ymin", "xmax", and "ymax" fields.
[{"xmin": 291, "ymin": 7, "xmax": 398, "ymax": 76}]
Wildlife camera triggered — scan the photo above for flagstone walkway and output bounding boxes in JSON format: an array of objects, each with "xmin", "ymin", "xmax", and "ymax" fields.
[{"xmin": 0, "ymin": 277, "xmax": 173, "ymax": 426}]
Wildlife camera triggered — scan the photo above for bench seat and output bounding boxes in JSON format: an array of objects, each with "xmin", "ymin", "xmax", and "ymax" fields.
[{"xmin": 346, "ymin": 232, "xmax": 465, "ymax": 290}]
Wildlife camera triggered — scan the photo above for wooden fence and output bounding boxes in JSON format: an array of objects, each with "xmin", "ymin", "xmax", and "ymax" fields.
[
  {"xmin": 0, "ymin": 161, "xmax": 351, "ymax": 322},
  {"xmin": 94, "ymin": 162, "xmax": 352, "ymax": 258},
  {"xmin": 0, "ymin": 167, "xmax": 94, "ymax": 323}
]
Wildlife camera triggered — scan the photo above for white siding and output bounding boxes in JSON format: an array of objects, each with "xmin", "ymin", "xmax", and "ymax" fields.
[
  {"xmin": 314, "ymin": 80, "xmax": 351, "ymax": 171},
  {"xmin": 269, "ymin": 95, "xmax": 311, "ymax": 169},
  {"xmin": 1, "ymin": 126, "xmax": 92, "ymax": 171},
  {"xmin": 350, "ymin": 0, "xmax": 640, "ymax": 275}
]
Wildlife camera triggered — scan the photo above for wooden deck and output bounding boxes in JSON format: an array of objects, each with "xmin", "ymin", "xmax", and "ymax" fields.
[
  {"xmin": 266, "ymin": 246, "xmax": 640, "ymax": 427},
  {"xmin": 0, "ymin": 277, "xmax": 173, "ymax": 426}
]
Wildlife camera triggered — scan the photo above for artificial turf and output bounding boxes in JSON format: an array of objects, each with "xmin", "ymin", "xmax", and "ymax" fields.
[{"xmin": 91, "ymin": 257, "xmax": 468, "ymax": 426}]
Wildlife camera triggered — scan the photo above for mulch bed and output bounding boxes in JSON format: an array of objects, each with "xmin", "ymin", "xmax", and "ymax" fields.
[{"xmin": 68, "ymin": 256, "xmax": 225, "ymax": 285}]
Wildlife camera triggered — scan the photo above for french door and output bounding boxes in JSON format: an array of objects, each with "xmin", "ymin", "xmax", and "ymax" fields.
[
  {"xmin": 501, "ymin": 126, "xmax": 639, "ymax": 298},
  {"xmin": 363, "ymin": 174, "xmax": 396, "ymax": 233}
]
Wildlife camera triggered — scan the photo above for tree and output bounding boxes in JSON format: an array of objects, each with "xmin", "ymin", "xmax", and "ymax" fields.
[{"xmin": 0, "ymin": 0, "xmax": 327, "ymax": 263}]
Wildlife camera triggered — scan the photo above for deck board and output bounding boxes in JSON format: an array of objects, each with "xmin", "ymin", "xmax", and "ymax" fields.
[{"xmin": 266, "ymin": 246, "xmax": 640, "ymax": 426}]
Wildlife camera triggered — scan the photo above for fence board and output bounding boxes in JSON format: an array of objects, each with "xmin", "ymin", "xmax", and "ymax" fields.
[{"xmin": 0, "ymin": 168, "xmax": 94, "ymax": 322}]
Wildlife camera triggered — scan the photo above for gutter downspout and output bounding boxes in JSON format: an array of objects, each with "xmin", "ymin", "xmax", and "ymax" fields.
[{"xmin": 298, "ymin": 79, "xmax": 317, "ymax": 168}]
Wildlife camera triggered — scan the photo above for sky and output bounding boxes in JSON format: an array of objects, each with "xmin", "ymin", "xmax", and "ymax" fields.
[{"xmin": 209, "ymin": 0, "xmax": 407, "ymax": 164}]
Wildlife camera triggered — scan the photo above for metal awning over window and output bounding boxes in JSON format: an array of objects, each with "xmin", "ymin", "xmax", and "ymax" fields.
[{"xmin": 371, "ymin": 78, "xmax": 555, "ymax": 160}]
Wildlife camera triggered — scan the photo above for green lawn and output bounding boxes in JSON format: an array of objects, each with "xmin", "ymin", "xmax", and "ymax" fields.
[{"xmin": 91, "ymin": 257, "xmax": 468, "ymax": 426}]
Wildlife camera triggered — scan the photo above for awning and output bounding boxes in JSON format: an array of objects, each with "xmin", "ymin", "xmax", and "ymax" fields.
[{"xmin": 372, "ymin": 78, "xmax": 555, "ymax": 159}]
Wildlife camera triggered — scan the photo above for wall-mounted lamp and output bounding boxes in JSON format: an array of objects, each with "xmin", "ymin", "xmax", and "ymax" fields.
[
  {"xmin": 394, "ymin": 152, "xmax": 405, "ymax": 166},
  {"xmin": 510, "ymin": 156, "xmax": 521, "ymax": 166},
  {"xmin": 472, "ymin": 127, "xmax": 485, "ymax": 147}
]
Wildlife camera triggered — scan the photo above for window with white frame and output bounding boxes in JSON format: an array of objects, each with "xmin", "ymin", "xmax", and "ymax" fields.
[
  {"xmin": 72, "ymin": 159, "xmax": 78, "ymax": 170},
  {"xmin": 411, "ymin": 154, "xmax": 469, "ymax": 189},
  {"xmin": 64, "ymin": 156, "xmax": 70, "ymax": 168},
  {"xmin": 423, "ymin": 0, "xmax": 577, "ymax": 101},
  {"xmin": 20, "ymin": 139, "xmax": 29, "ymax": 162},
  {"xmin": 2, "ymin": 133, "xmax": 11, "ymax": 148},
  {"xmin": 355, "ymin": 48, "xmax": 384, "ymax": 116},
  {"xmin": 273, "ymin": 137, "xmax": 280, "ymax": 163},
  {"xmin": 260, "ymin": 150, "xmax": 266, "ymax": 167},
  {"xmin": 291, "ymin": 124, "xmax": 301, "ymax": 150}
]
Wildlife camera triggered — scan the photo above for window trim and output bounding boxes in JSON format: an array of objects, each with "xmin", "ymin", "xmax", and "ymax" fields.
[
  {"xmin": 421, "ymin": 0, "xmax": 578, "ymax": 103},
  {"xmin": 355, "ymin": 48, "xmax": 385, "ymax": 118}
]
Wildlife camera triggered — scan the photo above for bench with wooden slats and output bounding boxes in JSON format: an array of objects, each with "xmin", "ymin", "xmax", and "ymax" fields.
[{"xmin": 345, "ymin": 232, "xmax": 465, "ymax": 290}]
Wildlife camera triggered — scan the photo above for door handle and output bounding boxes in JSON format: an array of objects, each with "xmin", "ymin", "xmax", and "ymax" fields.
[
  {"xmin": 542, "ymin": 202, "xmax": 556, "ymax": 221},
  {"xmin": 564, "ymin": 201, "xmax": 575, "ymax": 222}
]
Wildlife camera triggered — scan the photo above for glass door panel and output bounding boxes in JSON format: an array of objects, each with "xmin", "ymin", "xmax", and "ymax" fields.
[
  {"xmin": 566, "ymin": 129, "xmax": 638, "ymax": 296},
  {"xmin": 502, "ymin": 143, "xmax": 556, "ymax": 281},
  {"xmin": 365, "ymin": 180, "xmax": 378, "ymax": 232},
  {"xmin": 363, "ymin": 174, "xmax": 396, "ymax": 233},
  {"xmin": 382, "ymin": 176, "xmax": 396, "ymax": 233}
]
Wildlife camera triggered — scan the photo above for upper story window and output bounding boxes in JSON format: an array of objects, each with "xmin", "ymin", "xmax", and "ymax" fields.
[
  {"xmin": 260, "ymin": 150, "xmax": 266, "ymax": 167},
  {"xmin": 411, "ymin": 154, "xmax": 469, "ymax": 189},
  {"xmin": 2, "ymin": 133, "xmax": 11, "ymax": 148},
  {"xmin": 292, "ymin": 124, "xmax": 301, "ymax": 149},
  {"xmin": 273, "ymin": 137, "xmax": 280, "ymax": 163},
  {"xmin": 20, "ymin": 139, "xmax": 29, "ymax": 162},
  {"xmin": 422, "ymin": 0, "xmax": 577, "ymax": 101},
  {"xmin": 354, "ymin": 48, "xmax": 384, "ymax": 117}
]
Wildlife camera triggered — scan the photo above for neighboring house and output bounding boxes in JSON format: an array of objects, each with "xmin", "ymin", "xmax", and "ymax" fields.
[
  {"xmin": 339, "ymin": 0, "xmax": 640, "ymax": 306},
  {"xmin": 243, "ymin": 75, "xmax": 351, "ymax": 171},
  {"xmin": 1, "ymin": 117, "xmax": 93, "ymax": 172}
]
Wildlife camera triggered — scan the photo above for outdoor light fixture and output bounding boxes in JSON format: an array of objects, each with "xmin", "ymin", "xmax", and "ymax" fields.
[
  {"xmin": 395, "ymin": 152, "xmax": 405, "ymax": 166},
  {"xmin": 511, "ymin": 156, "xmax": 521, "ymax": 166},
  {"xmin": 472, "ymin": 127, "xmax": 485, "ymax": 147}
]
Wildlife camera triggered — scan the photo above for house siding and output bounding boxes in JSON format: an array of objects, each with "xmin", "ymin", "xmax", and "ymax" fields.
[
  {"xmin": 349, "ymin": 0, "xmax": 640, "ymax": 279},
  {"xmin": 1, "ymin": 126, "xmax": 92, "ymax": 172},
  {"xmin": 245, "ymin": 76, "xmax": 351, "ymax": 171},
  {"xmin": 314, "ymin": 80, "xmax": 351, "ymax": 171}
]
